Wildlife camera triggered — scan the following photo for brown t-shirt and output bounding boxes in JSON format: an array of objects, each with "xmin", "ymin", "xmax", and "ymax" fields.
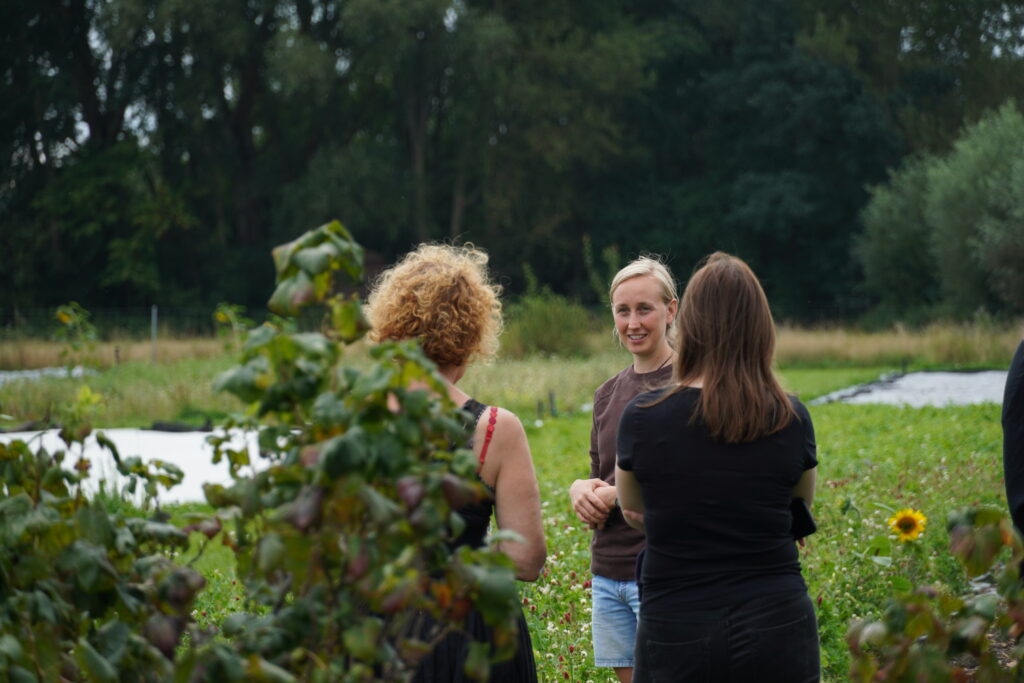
[{"xmin": 589, "ymin": 363, "xmax": 674, "ymax": 580}]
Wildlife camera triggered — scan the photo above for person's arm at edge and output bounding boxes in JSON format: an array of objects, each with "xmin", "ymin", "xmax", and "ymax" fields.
[
  {"xmin": 485, "ymin": 408, "xmax": 547, "ymax": 581},
  {"xmin": 793, "ymin": 467, "xmax": 817, "ymax": 507},
  {"xmin": 614, "ymin": 464, "xmax": 644, "ymax": 530},
  {"xmin": 569, "ymin": 392, "xmax": 614, "ymax": 527},
  {"xmin": 1003, "ymin": 338, "xmax": 1024, "ymax": 532},
  {"xmin": 794, "ymin": 398, "xmax": 818, "ymax": 507}
]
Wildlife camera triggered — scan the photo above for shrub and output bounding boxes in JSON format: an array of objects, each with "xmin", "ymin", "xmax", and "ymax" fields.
[{"xmin": 502, "ymin": 291, "xmax": 598, "ymax": 359}]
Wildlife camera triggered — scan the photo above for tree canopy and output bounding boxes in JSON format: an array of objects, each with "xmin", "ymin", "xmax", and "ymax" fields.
[{"xmin": 4, "ymin": 0, "xmax": 1024, "ymax": 323}]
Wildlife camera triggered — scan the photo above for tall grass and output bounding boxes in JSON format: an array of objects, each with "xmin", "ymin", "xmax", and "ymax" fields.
[
  {"xmin": 0, "ymin": 337, "xmax": 226, "ymax": 371},
  {"xmin": 775, "ymin": 322, "xmax": 1023, "ymax": 367},
  {"xmin": 1, "ymin": 322, "xmax": 1018, "ymax": 429},
  {"xmin": 0, "ymin": 356, "xmax": 244, "ymax": 428}
]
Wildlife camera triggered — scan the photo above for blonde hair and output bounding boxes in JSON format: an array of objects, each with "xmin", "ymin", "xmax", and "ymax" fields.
[
  {"xmin": 609, "ymin": 256, "xmax": 678, "ymax": 305},
  {"xmin": 365, "ymin": 244, "xmax": 503, "ymax": 367},
  {"xmin": 608, "ymin": 256, "xmax": 678, "ymax": 341}
]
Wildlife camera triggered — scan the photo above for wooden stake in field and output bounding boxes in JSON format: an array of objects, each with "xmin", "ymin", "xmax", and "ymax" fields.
[{"xmin": 151, "ymin": 305, "xmax": 158, "ymax": 363}]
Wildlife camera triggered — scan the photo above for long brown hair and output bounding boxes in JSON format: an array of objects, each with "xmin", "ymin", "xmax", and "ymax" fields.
[{"xmin": 664, "ymin": 252, "xmax": 796, "ymax": 443}]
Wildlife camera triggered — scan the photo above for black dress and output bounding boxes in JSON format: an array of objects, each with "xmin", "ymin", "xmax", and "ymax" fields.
[{"xmin": 411, "ymin": 398, "xmax": 537, "ymax": 682}]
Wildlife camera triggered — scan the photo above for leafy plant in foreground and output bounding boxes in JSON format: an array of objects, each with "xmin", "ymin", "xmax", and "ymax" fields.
[
  {"xmin": 848, "ymin": 506, "xmax": 1024, "ymax": 681},
  {"xmin": 182, "ymin": 220, "xmax": 521, "ymax": 681},
  {"xmin": 0, "ymin": 388, "xmax": 199, "ymax": 681}
]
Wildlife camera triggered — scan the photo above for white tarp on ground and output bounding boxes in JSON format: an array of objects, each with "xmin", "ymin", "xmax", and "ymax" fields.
[
  {"xmin": 810, "ymin": 370, "xmax": 1008, "ymax": 407},
  {"xmin": 0, "ymin": 366, "xmax": 94, "ymax": 386},
  {"xmin": 0, "ymin": 428, "xmax": 258, "ymax": 504}
]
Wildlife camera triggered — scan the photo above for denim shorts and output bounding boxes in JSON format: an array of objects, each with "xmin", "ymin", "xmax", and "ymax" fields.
[{"xmin": 591, "ymin": 574, "xmax": 641, "ymax": 668}]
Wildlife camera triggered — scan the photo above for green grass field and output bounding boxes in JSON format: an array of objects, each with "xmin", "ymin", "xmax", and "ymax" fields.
[
  {"xmin": 515, "ymin": 385, "xmax": 1003, "ymax": 681},
  {"xmin": 139, "ymin": 364, "xmax": 1003, "ymax": 682},
  {"xmin": 1, "ymin": 346, "xmax": 1011, "ymax": 681}
]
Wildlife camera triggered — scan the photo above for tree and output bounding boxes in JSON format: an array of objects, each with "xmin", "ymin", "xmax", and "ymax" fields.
[
  {"xmin": 586, "ymin": 0, "xmax": 902, "ymax": 319},
  {"xmin": 926, "ymin": 101, "xmax": 1024, "ymax": 315},
  {"xmin": 794, "ymin": 0, "xmax": 1024, "ymax": 153},
  {"xmin": 856, "ymin": 156, "xmax": 938, "ymax": 322},
  {"xmin": 857, "ymin": 101, "xmax": 1024, "ymax": 320}
]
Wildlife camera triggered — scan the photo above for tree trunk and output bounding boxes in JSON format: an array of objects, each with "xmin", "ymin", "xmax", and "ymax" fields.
[{"xmin": 450, "ymin": 171, "xmax": 467, "ymax": 239}]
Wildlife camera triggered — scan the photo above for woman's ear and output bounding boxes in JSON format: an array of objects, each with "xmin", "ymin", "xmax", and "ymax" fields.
[{"xmin": 666, "ymin": 299, "xmax": 679, "ymax": 328}]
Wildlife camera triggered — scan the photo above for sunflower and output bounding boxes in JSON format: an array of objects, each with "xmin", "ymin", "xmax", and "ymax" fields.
[{"xmin": 888, "ymin": 508, "xmax": 927, "ymax": 542}]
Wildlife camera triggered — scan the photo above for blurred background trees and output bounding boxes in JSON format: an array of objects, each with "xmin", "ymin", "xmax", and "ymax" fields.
[{"xmin": 3, "ymin": 0, "xmax": 1024, "ymax": 324}]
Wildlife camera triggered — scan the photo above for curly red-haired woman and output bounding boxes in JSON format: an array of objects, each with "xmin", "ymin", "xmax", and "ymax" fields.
[{"xmin": 366, "ymin": 243, "xmax": 546, "ymax": 682}]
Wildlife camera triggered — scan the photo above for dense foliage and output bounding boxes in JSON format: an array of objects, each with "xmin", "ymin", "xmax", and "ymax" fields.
[
  {"xmin": 0, "ymin": 222, "xmax": 523, "ymax": 680},
  {"xmin": 5, "ymin": 0, "xmax": 1024, "ymax": 322},
  {"xmin": 0, "ymin": 390, "xmax": 198, "ymax": 680},
  {"xmin": 859, "ymin": 102, "xmax": 1024, "ymax": 321},
  {"xmin": 848, "ymin": 507, "xmax": 1024, "ymax": 681}
]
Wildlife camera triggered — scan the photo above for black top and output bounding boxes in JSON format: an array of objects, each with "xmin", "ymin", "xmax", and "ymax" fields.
[
  {"xmin": 453, "ymin": 398, "xmax": 496, "ymax": 549},
  {"xmin": 1003, "ymin": 341, "xmax": 1024, "ymax": 534},
  {"xmin": 617, "ymin": 388, "xmax": 817, "ymax": 614},
  {"xmin": 411, "ymin": 398, "xmax": 536, "ymax": 683}
]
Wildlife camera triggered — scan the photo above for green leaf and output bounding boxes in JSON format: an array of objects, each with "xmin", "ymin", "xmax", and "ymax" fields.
[
  {"xmin": 312, "ymin": 392, "xmax": 348, "ymax": 426},
  {"xmin": 268, "ymin": 269, "xmax": 316, "ymax": 316},
  {"xmin": 891, "ymin": 576, "xmax": 912, "ymax": 592},
  {"xmin": 291, "ymin": 332, "xmax": 334, "ymax": 357},
  {"xmin": 322, "ymin": 431, "xmax": 366, "ymax": 478},
  {"xmin": 331, "ymin": 299, "xmax": 370, "ymax": 343},
  {"xmin": 74, "ymin": 637, "xmax": 118, "ymax": 683},
  {"xmin": 293, "ymin": 241, "xmax": 340, "ymax": 275},
  {"xmin": 246, "ymin": 657, "xmax": 297, "ymax": 683},
  {"xmin": 342, "ymin": 617, "xmax": 383, "ymax": 661},
  {"xmin": 0, "ymin": 634, "xmax": 23, "ymax": 660},
  {"xmin": 464, "ymin": 564, "xmax": 517, "ymax": 624},
  {"xmin": 214, "ymin": 357, "xmax": 272, "ymax": 403},
  {"xmin": 350, "ymin": 364, "xmax": 395, "ymax": 400},
  {"xmin": 58, "ymin": 541, "xmax": 115, "ymax": 592},
  {"xmin": 359, "ymin": 485, "xmax": 401, "ymax": 524},
  {"xmin": 95, "ymin": 430, "xmax": 121, "ymax": 465},
  {"xmin": 95, "ymin": 619, "xmax": 130, "ymax": 664},
  {"xmin": 257, "ymin": 533, "xmax": 286, "ymax": 573},
  {"xmin": 463, "ymin": 640, "xmax": 490, "ymax": 681},
  {"xmin": 8, "ymin": 666, "xmax": 38, "ymax": 683}
]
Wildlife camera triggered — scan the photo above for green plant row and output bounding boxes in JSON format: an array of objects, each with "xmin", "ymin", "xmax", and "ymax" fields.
[{"xmin": 1, "ymin": 222, "xmax": 525, "ymax": 681}]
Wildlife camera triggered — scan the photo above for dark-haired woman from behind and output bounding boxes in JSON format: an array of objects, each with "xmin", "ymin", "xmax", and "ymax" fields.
[{"xmin": 615, "ymin": 252, "xmax": 819, "ymax": 683}]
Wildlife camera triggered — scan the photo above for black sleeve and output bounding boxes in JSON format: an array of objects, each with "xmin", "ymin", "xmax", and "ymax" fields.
[
  {"xmin": 616, "ymin": 398, "xmax": 641, "ymax": 471},
  {"xmin": 1003, "ymin": 340, "xmax": 1024, "ymax": 533},
  {"xmin": 794, "ymin": 399, "xmax": 818, "ymax": 471}
]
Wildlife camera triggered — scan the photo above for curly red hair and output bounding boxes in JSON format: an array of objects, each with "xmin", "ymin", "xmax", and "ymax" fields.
[{"xmin": 365, "ymin": 244, "xmax": 503, "ymax": 368}]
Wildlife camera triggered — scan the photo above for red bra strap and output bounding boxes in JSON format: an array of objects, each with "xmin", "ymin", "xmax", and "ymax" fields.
[{"xmin": 478, "ymin": 406, "xmax": 499, "ymax": 469}]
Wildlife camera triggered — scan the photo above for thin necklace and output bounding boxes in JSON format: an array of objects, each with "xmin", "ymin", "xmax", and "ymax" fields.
[{"xmin": 637, "ymin": 351, "xmax": 672, "ymax": 374}]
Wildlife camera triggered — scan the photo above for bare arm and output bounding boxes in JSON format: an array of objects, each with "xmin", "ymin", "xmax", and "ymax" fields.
[
  {"xmin": 793, "ymin": 466, "xmax": 817, "ymax": 507},
  {"xmin": 614, "ymin": 464, "xmax": 645, "ymax": 530},
  {"xmin": 478, "ymin": 409, "xmax": 547, "ymax": 581},
  {"xmin": 569, "ymin": 478, "xmax": 615, "ymax": 528},
  {"xmin": 568, "ymin": 407, "xmax": 616, "ymax": 528}
]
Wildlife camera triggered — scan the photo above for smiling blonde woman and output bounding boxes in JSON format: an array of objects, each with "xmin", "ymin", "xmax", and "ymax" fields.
[
  {"xmin": 568, "ymin": 255, "xmax": 678, "ymax": 683},
  {"xmin": 615, "ymin": 252, "xmax": 819, "ymax": 682}
]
